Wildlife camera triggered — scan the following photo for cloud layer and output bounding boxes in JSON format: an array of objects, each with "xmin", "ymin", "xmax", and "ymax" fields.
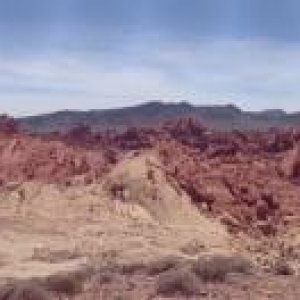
[
  {"xmin": 1, "ymin": 38, "xmax": 300, "ymax": 116},
  {"xmin": 1, "ymin": 1, "xmax": 300, "ymax": 115}
]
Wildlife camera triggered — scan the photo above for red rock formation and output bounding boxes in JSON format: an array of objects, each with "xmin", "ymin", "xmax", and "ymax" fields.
[
  {"xmin": 0, "ymin": 134, "xmax": 111, "ymax": 185},
  {"xmin": 0, "ymin": 116, "xmax": 300, "ymax": 236},
  {"xmin": 154, "ymin": 119, "xmax": 299, "ymax": 236},
  {"xmin": 281, "ymin": 143, "xmax": 300, "ymax": 178}
]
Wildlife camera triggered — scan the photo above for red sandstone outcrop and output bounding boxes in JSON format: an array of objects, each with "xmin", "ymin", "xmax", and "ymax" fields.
[
  {"xmin": 1, "ymin": 116, "xmax": 300, "ymax": 236},
  {"xmin": 0, "ymin": 135, "xmax": 111, "ymax": 185},
  {"xmin": 281, "ymin": 143, "xmax": 300, "ymax": 178}
]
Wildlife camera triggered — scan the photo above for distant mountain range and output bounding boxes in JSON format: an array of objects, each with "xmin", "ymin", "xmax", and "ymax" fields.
[{"xmin": 17, "ymin": 101, "xmax": 300, "ymax": 133}]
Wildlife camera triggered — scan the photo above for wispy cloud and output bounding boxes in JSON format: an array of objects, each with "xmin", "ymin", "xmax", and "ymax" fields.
[{"xmin": 1, "ymin": 39, "xmax": 300, "ymax": 116}]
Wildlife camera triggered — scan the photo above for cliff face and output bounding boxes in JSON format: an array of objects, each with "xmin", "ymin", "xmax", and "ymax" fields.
[{"xmin": 17, "ymin": 102, "xmax": 300, "ymax": 133}]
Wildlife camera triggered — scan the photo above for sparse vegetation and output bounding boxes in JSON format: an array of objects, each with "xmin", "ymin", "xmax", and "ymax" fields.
[
  {"xmin": 272, "ymin": 259, "xmax": 294, "ymax": 276},
  {"xmin": 193, "ymin": 255, "xmax": 252, "ymax": 282},
  {"xmin": 120, "ymin": 261, "xmax": 146, "ymax": 275},
  {"xmin": 0, "ymin": 281, "xmax": 51, "ymax": 300},
  {"xmin": 180, "ymin": 239, "xmax": 206, "ymax": 256},
  {"xmin": 44, "ymin": 272, "xmax": 85, "ymax": 295},
  {"xmin": 156, "ymin": 267, "xmax": 200, "ymax": 296},
  {"xmin": 2, "ymin": 114, "xmax": 300, "ymax": 299},
  {"xmin": 146, "ymin": 255, "xmax": 183, "ymax": 276},
  {"xmin": 32, "ymin": 247, "xmax": 82, "ymax": 263},
  {"xmin": 97, "ymin": 270, "xmax": 115, "ymax": 284}
]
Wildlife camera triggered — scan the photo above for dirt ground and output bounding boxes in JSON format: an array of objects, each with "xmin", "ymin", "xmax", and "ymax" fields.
[{"xmin": 0, "ymin": 153, "xmax": 299, "ymax": 299}]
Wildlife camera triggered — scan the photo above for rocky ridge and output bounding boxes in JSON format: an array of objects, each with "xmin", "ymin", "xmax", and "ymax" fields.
[{"xmin": 1, "ymin": 115, "xmax": 300, "ymax": 237}]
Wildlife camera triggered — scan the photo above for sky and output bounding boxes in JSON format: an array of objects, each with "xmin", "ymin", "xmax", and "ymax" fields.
[{"xmin": 0, "ymin": 0, "xmax": 300, "ymax": 116}]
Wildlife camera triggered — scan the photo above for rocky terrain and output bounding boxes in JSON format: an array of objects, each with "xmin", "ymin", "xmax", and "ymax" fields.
[{"xmin": 1, "ymin": 114, "xmax": 300, "ymax": 299}]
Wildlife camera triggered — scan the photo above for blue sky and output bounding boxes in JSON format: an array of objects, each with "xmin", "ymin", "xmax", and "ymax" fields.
[{"xmin": 0, "ymin": 0, "xmax": 300, "ymax": 115}]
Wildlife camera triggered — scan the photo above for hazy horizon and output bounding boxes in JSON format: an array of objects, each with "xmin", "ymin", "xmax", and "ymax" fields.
[
  {"xmin": 11, "ymin": 100, "xmax": 300, "ymax": 119},
  {"xmin": 1, "ymin": 0, "xmax": 300, "ymax": 116}
]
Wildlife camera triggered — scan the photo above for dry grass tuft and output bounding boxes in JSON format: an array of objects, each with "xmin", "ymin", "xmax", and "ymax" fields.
[
  {"xmin": 31, "ymin": 247, "xmax": 82, "ymax": 264},
  {"xmin": 44, "ymin": 271, "xmax": 86, "ymax": 295},
  {"xmin": 97, "ymin": 270, "xmax": 115, "ymax": 285},
  {"xmin": 0, "ymin": 281, "xmax": 51, "ymax": 300},
  {"xmin": 120, "ymin": 261, "xmax": 146, "ymax": 275},
  {"xmin": 146, "ymin": 255, "xmax": 183, "ymax": 276},
  {"xmin": 180, "ymin": 239, "xmax": 206, "ymax": 256},
  {"xmin": 156, "ymin": 267, "xmax": 200, "ymax": 296},
  {"xmin": 272, "ymin": 259, "xmax": 294, "ymax": 276},
  {"xmin": 193, "ymin": 255, "xmax": 252, "ymax": 282}
]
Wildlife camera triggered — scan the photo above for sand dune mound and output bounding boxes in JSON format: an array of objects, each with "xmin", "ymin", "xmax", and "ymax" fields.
[
  {"xmin": 0, "ymin": 152, "xmax": 230, "ymax": 242},
  {"xmin": 104, "ymin": 152, "xmax": 207, "ymax": 223},
  {"xmin": 0, "ymin": 152, "xmax": 236, "ymax": 283}
]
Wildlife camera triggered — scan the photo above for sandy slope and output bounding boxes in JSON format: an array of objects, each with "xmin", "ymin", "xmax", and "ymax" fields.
[{"xmin": 0, "ymin": 152, "xmax": 236, "ymax": 284}]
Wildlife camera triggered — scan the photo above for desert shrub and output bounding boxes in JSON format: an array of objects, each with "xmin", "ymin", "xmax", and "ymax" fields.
[
  {"xmin": 113, "ymin": 294, "xmax": 131, "ymax": 300},
  {"xmin": 156, "ymin": 267, "xmax": 200, "ymax": 296},
  {"xmin": 0, "ymin": 253, "xmax": 8, "ymax": 267},
  {"xmin": 97, "ymin": 271, "xmax": 115, "ymax": 284},
  {"xmin": 193, "ymin": 255, "xmax": 252, "ymax": 282},
  {"xmin": 120, "ymin": 261, "xmax": 146, "ymax": 275},
  {"xmin": 97, "ymin": 249, "xmax": 120, "ymax": 272},
  {"xmin": 106, "ymin": 172, "xmax": 157, "ymax": 204},
  {"xmin": 102, "ymin": 255, "xmax": 183, "ymax": 276},
  {"xmin": 32, "ymin": 247, "xmax": 82, "ymax": 264},
  {"xmin": 272, "ymin": 259, "xmax": 294, "ymax": 275},
  {"xmin": 0, "ymin": 282, "xmax": 51, "ymax": 300},
  {"xmin": 44, "ymin": 272, "xmax": 84, "ymax": 295},
  {"xmin": 146, "ymin": 256, "xmax": 183, "ymax": 276},
  {"xmin": 180, "ymin": 239, "xmax": 205, "ymax": 256}
]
